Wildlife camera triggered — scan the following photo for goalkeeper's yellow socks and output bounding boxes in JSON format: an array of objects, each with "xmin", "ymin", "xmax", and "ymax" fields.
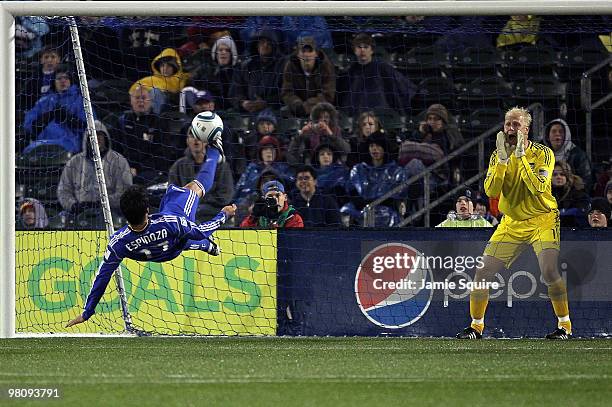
[
  {"xmin": 469, "ymin": 288, "xmax": 489, "ymax": 334},
  {"xmin": 195, "ymin": 148, "xmax": 220, "ymax": 193},
  {"xmin": 548, "ymin": 278, "xmax": 572, "ymax": 334}
]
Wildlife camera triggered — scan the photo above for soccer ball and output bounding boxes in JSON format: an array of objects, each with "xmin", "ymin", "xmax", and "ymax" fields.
[{"xmin": 190, "ymin": 111, "xmax": 224, "ymax": 143}]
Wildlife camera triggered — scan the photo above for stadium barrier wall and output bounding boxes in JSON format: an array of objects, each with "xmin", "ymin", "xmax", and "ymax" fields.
[
  {"xmin": 277, "ymin": 229, "xmax": 612, "ymax": 338},
  {"xmin": 14, "ymin": 228, "xmax": 612, "ymax": 337}
]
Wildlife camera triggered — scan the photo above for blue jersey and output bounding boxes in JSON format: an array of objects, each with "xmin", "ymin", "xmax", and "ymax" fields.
[{"xmin": 83, "ymin": 185, "xmax": 226, "ymax": 320}]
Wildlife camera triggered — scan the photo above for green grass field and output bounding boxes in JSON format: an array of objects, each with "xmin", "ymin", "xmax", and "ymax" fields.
[{"xmin": 1, "ymin": 337, "xmax": 611, "ymax": 406}]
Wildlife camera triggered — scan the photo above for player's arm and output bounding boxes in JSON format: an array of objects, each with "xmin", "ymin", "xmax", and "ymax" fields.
[
  {"xmin": 483, "ymin": 150, "xmax": 507, "ymax": 198},
  {"xmin": 516, "ymin": 137, "xmax": 554, "ymax": 194},
  {"xmin": 66, "ymin": 246, "xmax": 123, "ymax": 327},
  {"xmin": 182, "ymin": 204, "xmax": 236, "ymax": 240}
]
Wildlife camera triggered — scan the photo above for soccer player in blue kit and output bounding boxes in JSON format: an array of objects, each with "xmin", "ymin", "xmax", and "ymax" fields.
[{"xmin": 66, "ymin": 125, "xmax": 235, "ymax": 328}]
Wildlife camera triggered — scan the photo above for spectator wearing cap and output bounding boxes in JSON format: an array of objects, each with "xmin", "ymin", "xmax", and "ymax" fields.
[
  {"xmin": 179, "ymin": 87, "xmax": 217, "ymax": 116},
  {"xmin": 544, "ymin": 118, "xmax": 592, "ymax": 193},
  {"xmin": 435, "ymin": 189, "xmax": 493, "ymax": 227},
  {"xmin": 289, "ymin": 165, "xmax": 341, "ymax": 227},
  {"xmin": 281, "ymin": 36, "xmax": 336, "ymax": 117},
  {"xmin": 117, "ymin": 85, "xmax": 178, "ymax": 185},
  {"xmin": 230, "ymin": 30, "xmax": 284, "ymax": 114},
  {"xmin": 240, "ymin": 180, "xmax": 304, "ymax": 228},
  {"xmin": 587, "ymin": 198, "xmax": 610, "ymax": 228},
  {"xmin": 287, "ymin": 102, "xmax": 351, "ymax": 165},
  {"xmin": 234, "ymin": 135, "xmax": 294, "ymax": 203},
  {"xmin": 17, "ymin": 198, "xmax": 49, "ymax": 230},
  {"xmin": 552, "ymin": 161, "xmax": 590, "ymax": 226},
  {"xmin": 168, "ymin": 125, "xmax": 234, "ymax": 222},
  {"xmin": 24, "ymin": 64, "xmax": 89, "ymax": 154},
  {"xmin": 57, "ymin": 120, "xmax": 132, "ymax": 224},
  {"xmin": 131, "ymin": 48, "xmax": 191, "ymax": 114},
  {"xmin": 190, "ymin": 36, "xmax": 239, "ymax": 112},
  {"xmin": 338, "ymin": 33, "xmax": 417, "ymax": 116}
]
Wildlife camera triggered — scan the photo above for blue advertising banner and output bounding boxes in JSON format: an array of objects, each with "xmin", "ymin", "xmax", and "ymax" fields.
[{"xmin": 277, "ymin": 229, "xmax": 612, "ymax": 338}]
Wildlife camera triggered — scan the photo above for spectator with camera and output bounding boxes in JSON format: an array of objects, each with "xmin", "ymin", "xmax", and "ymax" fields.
[
  {"xmin": 289, "ymin": 165, "xmax": 341, "ymax": 227},
  {"xmin": 287, "ymin": 102, "xmax": 351, "ymax": 165},
  {"xmin": 240, "ymin": 180, "xmax": 304, "ymax": 228}
]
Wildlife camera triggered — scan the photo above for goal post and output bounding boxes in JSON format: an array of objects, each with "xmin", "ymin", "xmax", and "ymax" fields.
[
  {"xmin": 2, "ymin": 1, "xmax": 611, "ymax": 339},
  {"xmin": 0, "ymin": 6, "xmax": 16, "ymax": 339}
]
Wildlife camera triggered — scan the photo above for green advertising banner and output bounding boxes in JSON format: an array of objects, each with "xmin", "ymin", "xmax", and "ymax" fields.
[{"xmin": 16, "ymin": 230, "xmax": 277, "ymax": 335}]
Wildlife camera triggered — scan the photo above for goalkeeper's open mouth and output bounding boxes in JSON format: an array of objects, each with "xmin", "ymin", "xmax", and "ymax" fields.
[{"xmin": 506, "ymin": 133, "xmax": 518, "ymax": 146}]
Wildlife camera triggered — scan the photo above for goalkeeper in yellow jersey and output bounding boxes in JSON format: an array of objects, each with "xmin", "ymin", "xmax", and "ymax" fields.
[{"xmin": 457, "ymin": 107, "xmax": 572, "ymax": 340}]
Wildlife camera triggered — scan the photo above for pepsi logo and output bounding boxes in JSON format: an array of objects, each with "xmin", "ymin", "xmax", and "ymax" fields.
[{"xmin": 355, "ymin": 243, "xmax": 433, "ymax": 328}]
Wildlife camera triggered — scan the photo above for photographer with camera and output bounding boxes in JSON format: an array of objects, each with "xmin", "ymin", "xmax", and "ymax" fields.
[{"xmin": 240, "ymin": 180, "xmax": 304, "ymax": 228}]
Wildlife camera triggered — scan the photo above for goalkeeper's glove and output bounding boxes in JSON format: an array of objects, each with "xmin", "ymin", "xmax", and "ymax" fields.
[
  {"xmin": 515, "ymin": 130, "xmax": 526, "ymax": 158},
  {"xmin": 495, "ymin": 131, "xmax": 509, "ymax": 164}
]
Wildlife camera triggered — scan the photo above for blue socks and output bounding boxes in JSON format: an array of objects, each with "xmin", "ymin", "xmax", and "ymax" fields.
[{"xmin": 195, "ymin": 148, "xmax": 220, "ymax": 194}]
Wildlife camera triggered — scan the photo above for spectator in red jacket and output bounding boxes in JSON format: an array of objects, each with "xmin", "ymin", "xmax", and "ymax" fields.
[{"xmin": 240, "ymin": 180, "xmax": 304, "ymax": 228}]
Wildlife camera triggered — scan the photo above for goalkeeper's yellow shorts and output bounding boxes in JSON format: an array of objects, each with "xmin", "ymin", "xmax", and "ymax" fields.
[{"xmin": 483, "ymin": 209, "xmax": 560, "ymax": 267}]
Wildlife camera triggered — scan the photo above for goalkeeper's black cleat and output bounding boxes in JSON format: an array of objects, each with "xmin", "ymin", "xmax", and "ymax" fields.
[
  {"xmin": 456, "ymin": 326, "xmax": 482, "ymax": 339},
  {"xmin": 545, "ymin": 327, "xmax": 572, "ymax": 340}
]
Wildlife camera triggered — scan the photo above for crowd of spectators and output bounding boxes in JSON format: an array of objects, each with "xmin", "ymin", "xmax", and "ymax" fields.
[{"xmin": 14, "ymin": 16, "xmax": 612, "ymax": 229}]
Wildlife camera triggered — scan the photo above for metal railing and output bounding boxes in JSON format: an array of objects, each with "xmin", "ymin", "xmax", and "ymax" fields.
[
  {"xmin": 363, "ymin": 103, "xmax": 544, "ymax": 227},
  {"xmin": 581, "ymin": 54, "xmax": 612, "ymax": 161}
]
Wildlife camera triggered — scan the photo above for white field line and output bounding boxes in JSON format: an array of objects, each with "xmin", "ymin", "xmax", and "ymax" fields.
[{"xmin": 0, "ymin": 372, "xmax": 610, "ymax": 385}]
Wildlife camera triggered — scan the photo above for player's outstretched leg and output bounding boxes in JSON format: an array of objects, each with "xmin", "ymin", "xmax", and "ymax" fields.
[
  {"xmin": 207, "ymin": 126, "xmax": 225, "ymax": 163},
  {"xmin": 456, "ymin": 255, "xmax": 505, "ymax": 339}
]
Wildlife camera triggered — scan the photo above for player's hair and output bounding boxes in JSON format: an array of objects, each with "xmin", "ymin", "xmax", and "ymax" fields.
[
  {"xmin": 120, "ymin": 185, "xmax": 150, "ymax": 225},
  {"xmin": 505, "ymin": 106, "xmax": 532, "ymax": 128}
]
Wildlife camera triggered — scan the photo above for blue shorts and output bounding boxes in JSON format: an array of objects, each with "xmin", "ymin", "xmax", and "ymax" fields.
[{"xmin": 159, "ymin": 184, "xmax": 200, "ymax": 222}]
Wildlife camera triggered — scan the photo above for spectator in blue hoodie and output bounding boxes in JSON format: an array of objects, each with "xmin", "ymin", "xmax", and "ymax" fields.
[{"xmin": 23, "ymin": 64, "xmax": 89, "ymax": 154}]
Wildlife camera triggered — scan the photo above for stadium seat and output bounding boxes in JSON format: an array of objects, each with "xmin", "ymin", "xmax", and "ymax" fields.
[
  {"xmin": 160, "ymin": 111, "xmax": 190, "ymax": 137},
  {"xmin": 447, "ymin": 47, "xmax": 501, "ymax": 83},
  {"xmin": 412, "ymin": 77, "xmax": 456, "ymax": 111},
  {"xmin": 90, "ymin": 78, "xmax": 132, "ymax": 105},
  {"xmin": 392, "ymin": 46, "xmax": 447, "ymax": 79},
  {"xmin": 458, "ymin": 108, "xmax": 504, "ymax": 136},
  {"xmin": 558, "ymin": 45, "xmax": 610, "ymax": 80},
  {"xmin": 512, "ymin": 77, "xmax": 567, "ymax": 112},
  {"xmin": 502, "ymin": 45, "xmax": 558, "ymax": 82},
  {"xmin": 456, "ymin": 76, "xmax": 514, "ymax": 114}
]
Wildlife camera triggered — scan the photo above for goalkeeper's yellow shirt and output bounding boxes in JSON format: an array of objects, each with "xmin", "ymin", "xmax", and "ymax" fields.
[{"xmin": 484, "ymin": 141, "xmax": 557, "ymax": 221}]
